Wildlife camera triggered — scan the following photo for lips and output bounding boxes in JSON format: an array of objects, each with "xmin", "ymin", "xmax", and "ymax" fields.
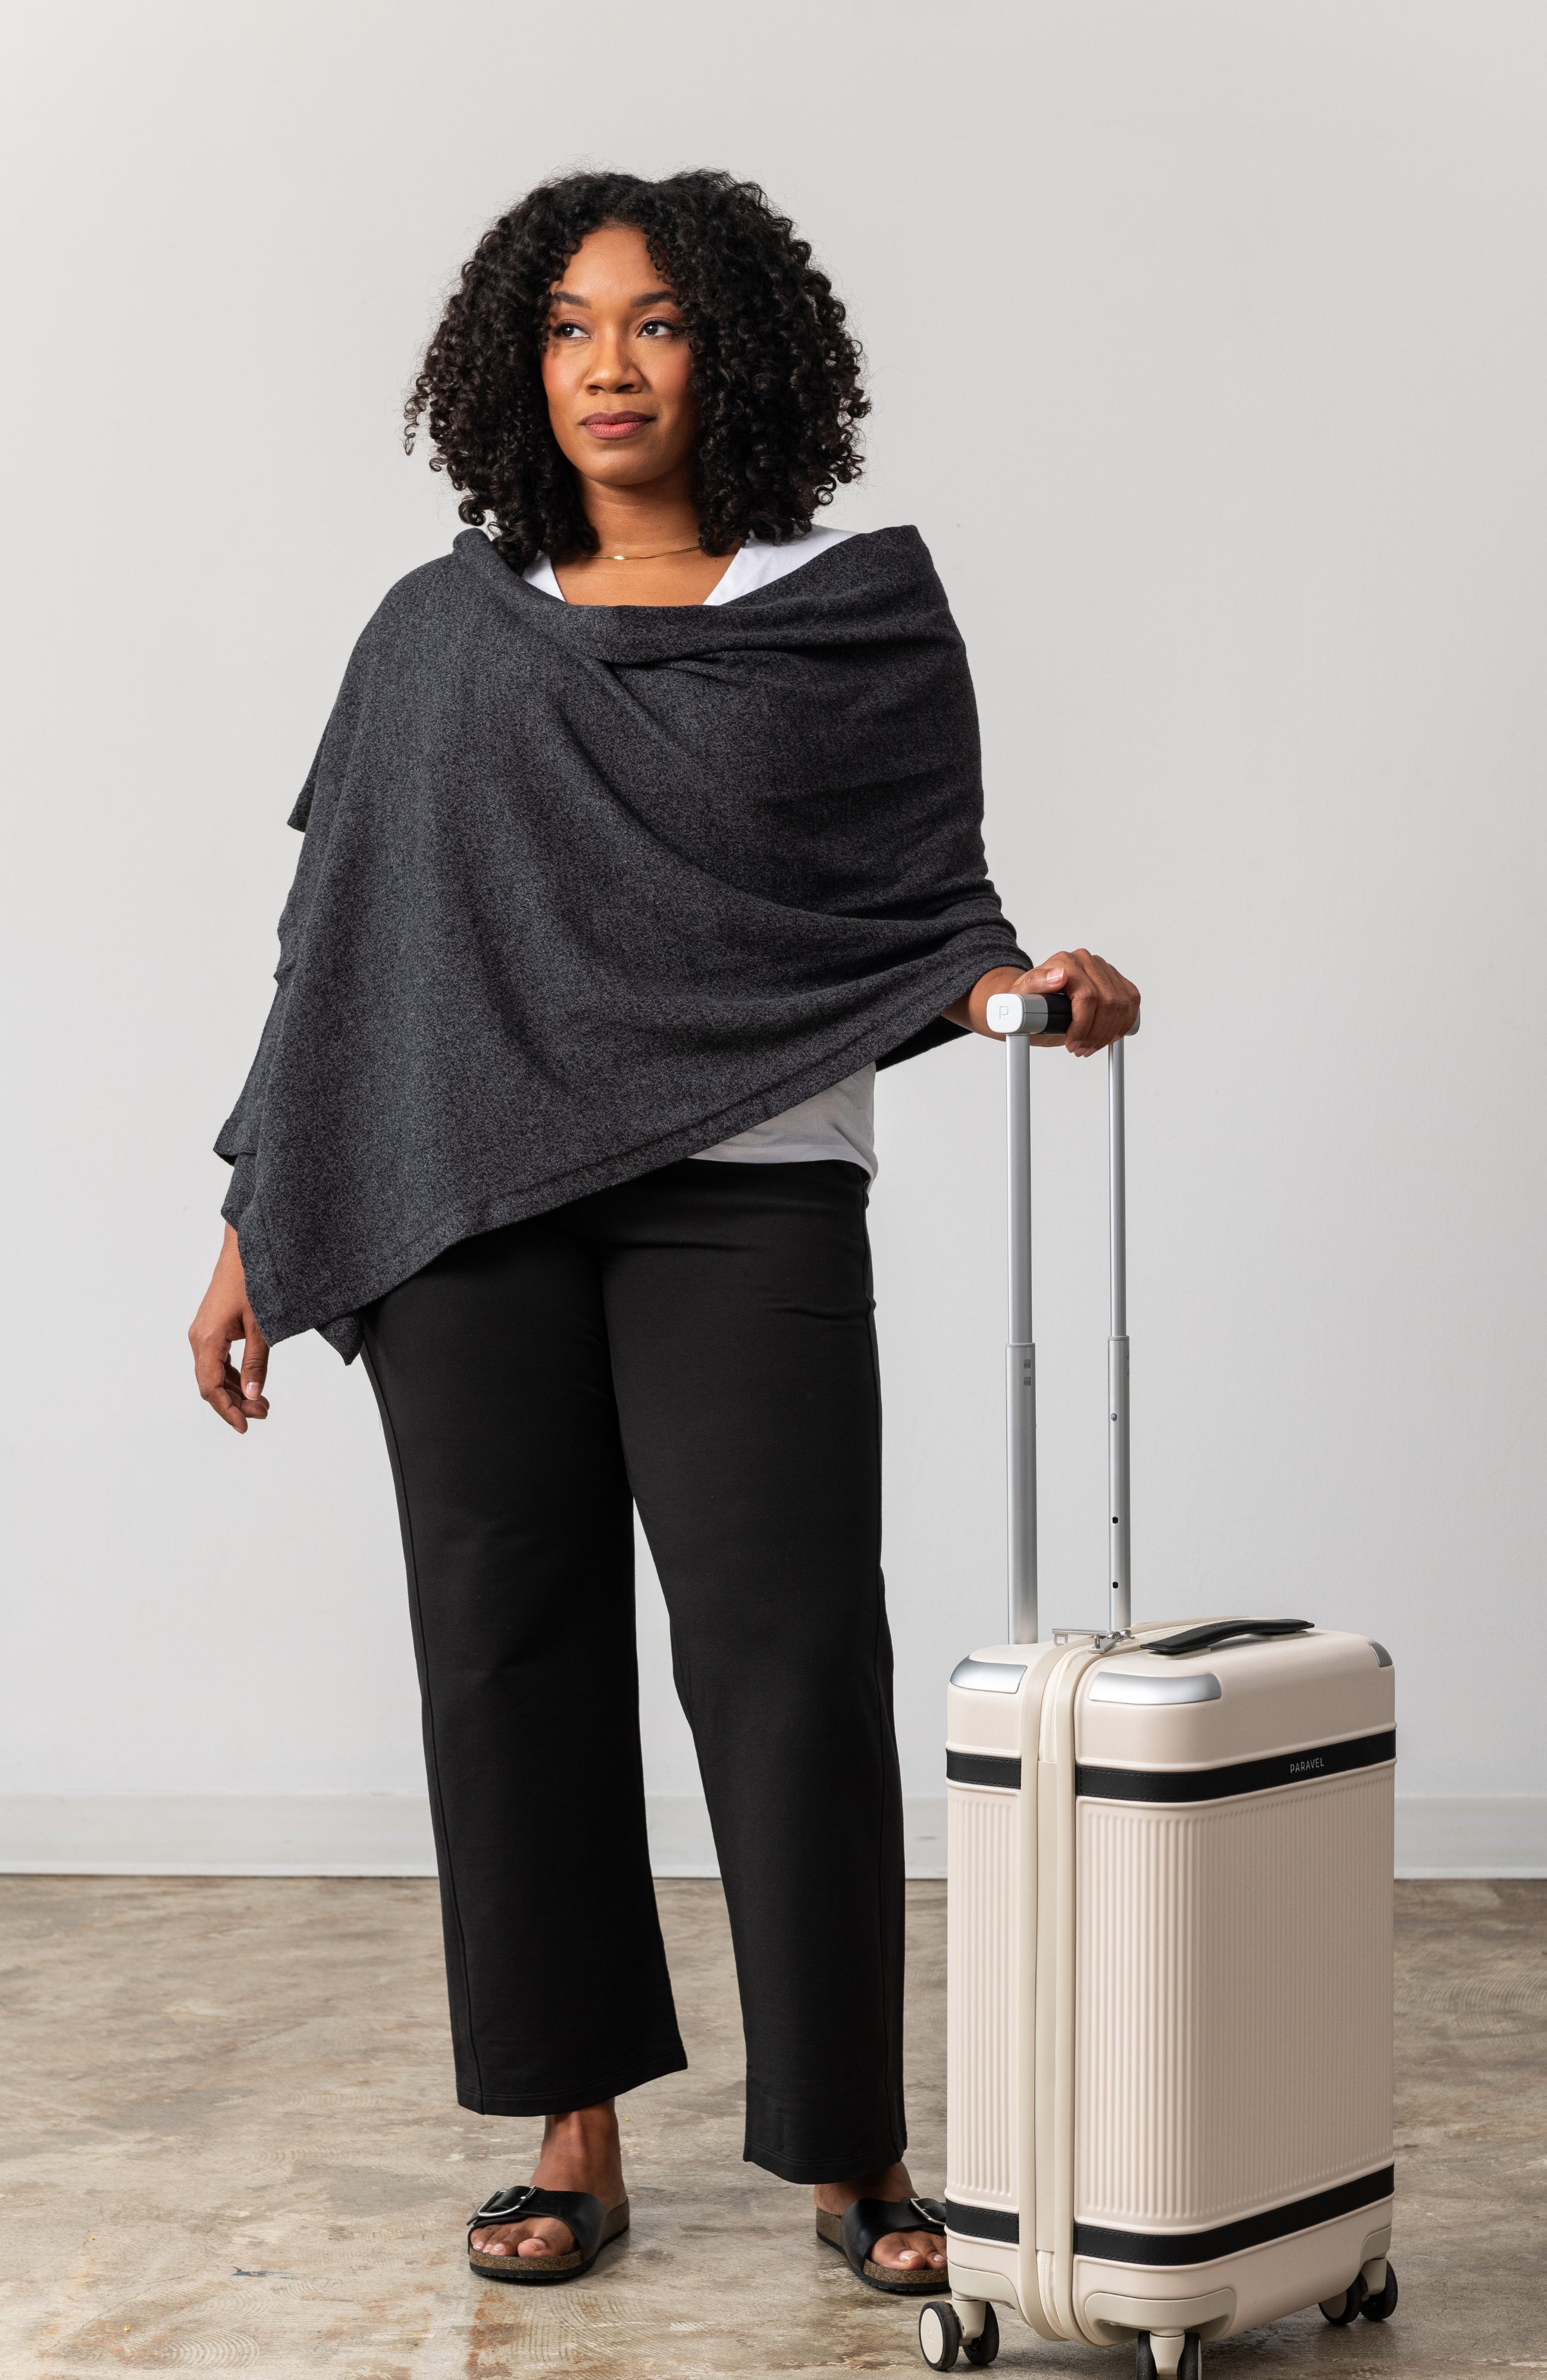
[{"xmin": 581, "ymin": 412, "xmax": 653, "ymax": 440}]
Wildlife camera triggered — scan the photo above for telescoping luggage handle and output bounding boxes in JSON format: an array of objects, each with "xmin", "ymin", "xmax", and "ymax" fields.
[{"xmin": 983, "ymin": 988, "xmax": 1139, "ymax": 1648}]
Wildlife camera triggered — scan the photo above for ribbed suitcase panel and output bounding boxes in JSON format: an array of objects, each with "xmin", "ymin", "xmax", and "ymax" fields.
[
  {"xmin": 1075, "ymin": 1770, "xmax": 1393, "ymax": 2230},
  {"xmin": 945, "ymin": 1785, "xmax": 1020, "ymax": 2210}
]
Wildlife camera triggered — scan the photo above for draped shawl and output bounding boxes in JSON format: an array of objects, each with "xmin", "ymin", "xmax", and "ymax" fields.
[{"xmin": 217, "ymin": 526, "xmax": 1029, "ymax": 1358}]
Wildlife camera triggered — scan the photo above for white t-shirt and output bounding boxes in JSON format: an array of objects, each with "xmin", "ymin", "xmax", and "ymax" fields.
[{"xmin": 523, "ymin": 527, "xmax": 879, "ymax": 1180}]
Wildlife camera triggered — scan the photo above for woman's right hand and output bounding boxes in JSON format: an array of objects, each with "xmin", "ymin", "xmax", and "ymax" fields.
[{"xmin": 189, "ymin": 1225, "xmax": 271, "ymax": 1433}]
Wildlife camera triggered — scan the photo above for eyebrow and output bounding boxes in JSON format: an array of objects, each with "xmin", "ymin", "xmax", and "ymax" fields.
[{"xmin": 547, "ymin": 287, "xmax": 679, "ymax": 310}]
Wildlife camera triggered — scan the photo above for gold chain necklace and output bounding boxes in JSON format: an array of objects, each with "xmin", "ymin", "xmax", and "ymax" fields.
[{"xmin": 594, "ymin": 541, "xmax": 702, "ymax": 562}]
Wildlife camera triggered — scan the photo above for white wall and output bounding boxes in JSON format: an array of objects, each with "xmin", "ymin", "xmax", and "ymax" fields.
[{"xmin": 3, "ymin": 2, "xmax": 1543, "ymax": 1832}]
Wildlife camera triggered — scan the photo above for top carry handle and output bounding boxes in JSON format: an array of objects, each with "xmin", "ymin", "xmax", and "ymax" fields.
[{"xmin": 984, "ymin": 988, "xmax": 1139, "ymax": 1646}]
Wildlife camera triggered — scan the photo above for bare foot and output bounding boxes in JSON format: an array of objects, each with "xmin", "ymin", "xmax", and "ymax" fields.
[
  {"xmin": 813, "ymin": 2161, "xmax": 947, "ymax": 2273},
  {"xmin": 469, "ymin": 2100, "xmax": 625, "ymax": 2260}
]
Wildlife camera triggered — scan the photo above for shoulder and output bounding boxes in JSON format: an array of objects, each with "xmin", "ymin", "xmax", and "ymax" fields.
[
  {"xmin": 771, "ymin": 523, "xmax": 931, "ymax": 565},
  {"xmin": 369, "ymin": 549, "xmax": 468, "ymax": 632},
  {"xmin": 731, "ymin": 524, "xmax": 938, "ymax": 603},
  {"xmin": 841, "ymin": 524, "xmax": 934, "ymax": 574},
  {"xmin": 787, "ymin": 524, "xmax": 953, "ymax": 628},
  {"xmin": 327, "ymin": 553, "xmax": 458, "ymax": 668},
  {"xmin": 798, "ymin": 524, "xmax": 940, "ymax": 599},
  {"xmin": 342, "ymin": 538, "xmax": 525, "ymax": 667}
]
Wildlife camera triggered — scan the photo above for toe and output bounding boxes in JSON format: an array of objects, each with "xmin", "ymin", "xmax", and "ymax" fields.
[
  {"xmin": 471, "ymin": 2220, "xmax": 576, "ymax": 2260},
  {"xmin": 873, "ymin": 2228, "xmax": 945, "ymax": 2269},
  {"xmin": 517, "ymin": 2222, "xmax": 575, "ymax": 2258}
]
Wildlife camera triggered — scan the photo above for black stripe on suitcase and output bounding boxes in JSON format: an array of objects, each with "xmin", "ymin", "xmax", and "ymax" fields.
[
  {"xmin": 945, "ymin": 2199, "xmax": 1020, "ymax": 2244},
  {"xmin": 1075, "ymin": 1728, "xmax": 1395, "ymax": 1805},
  {"xmin": 1072, "ymin": 2163, "xmax": 1396, "ymax": 2265},
  {"xmin": 945, "ymin": 1750, "xmax": 1023, "ymax": 1789},
  {"xmin": 945, "ymin": 2164, "xmax": 1396, "ymax": 2262}
]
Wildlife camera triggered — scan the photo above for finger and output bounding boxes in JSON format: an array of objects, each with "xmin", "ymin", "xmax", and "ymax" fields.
[
  {"xmin": 190, "ymin": 1330, "xmax": 233, "ymax": 1402},
  {"xmin": 1066, "ymin": 952, "xmax": 1114, "ymax": 1054},
  {"xmin": 1062, "ymin": 948, "xmax": 1101, "ymax": 1054},
  {"xmin": 1069, "ymin": 948, "xmax": 1143, "ymax": 1054},
  {"xmin": 206, "ymin": 1369, "xmax": 250, "ymax": 1434},
  {"xmin": 240, "ymin": 1316, "xmax": 270, "ymax": 1395},
  {"xmin": 239, "ymin": 1314, "xmax": 271, "ymax": 1415},
  {"xmin": 1069, "ymin": 952, "xmax": 1141, "ymax": 1053},
  {"xmin": 191, "ymin": 1329, "xmax": 248, "ymax": 1432},
  {"xmin": 1012, "ymin": 953, "xmax": 1078, "ymax": 1042}
]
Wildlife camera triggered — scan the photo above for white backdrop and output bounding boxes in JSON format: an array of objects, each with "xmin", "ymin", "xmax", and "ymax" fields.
[{"xmin": 4, "ymin": 2, "xmax": 1543, "ymax": 1862}]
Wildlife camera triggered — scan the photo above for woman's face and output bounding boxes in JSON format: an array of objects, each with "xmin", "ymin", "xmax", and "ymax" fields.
[{"xmin": 541, "ymin": 224, "xmax": 697, "ymax": 492}]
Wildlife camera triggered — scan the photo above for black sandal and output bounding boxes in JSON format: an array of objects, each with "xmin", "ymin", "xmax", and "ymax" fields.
[
  {"xmin": 467, "ymin": 2183, "xmax": 630, "ymax": 2284},
  {"xmin": 815, "ymin": 2194, "xmax": 948, "ymax": 2294}
]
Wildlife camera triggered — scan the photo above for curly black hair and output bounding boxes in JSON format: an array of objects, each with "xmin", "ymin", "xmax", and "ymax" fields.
[{"xmin": 404, "ymin": 169, "xmax": 867, "ymax": 566}]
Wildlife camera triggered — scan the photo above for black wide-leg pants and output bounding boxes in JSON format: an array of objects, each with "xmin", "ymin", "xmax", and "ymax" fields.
[{"xmin": 360, "ymin": 1157, "xmax": 907, "ymax": 2183}]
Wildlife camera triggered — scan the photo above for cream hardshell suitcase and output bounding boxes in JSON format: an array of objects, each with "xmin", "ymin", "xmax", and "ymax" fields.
[{"xmin": 921, "ymin": 998, "xmax": 1396, "ymax": 2377}]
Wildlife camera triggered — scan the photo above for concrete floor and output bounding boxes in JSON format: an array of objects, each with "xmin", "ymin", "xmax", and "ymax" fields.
[{"xmin": 2, "ymin": 1879, "xmax": 1542, "ymax": 2378}]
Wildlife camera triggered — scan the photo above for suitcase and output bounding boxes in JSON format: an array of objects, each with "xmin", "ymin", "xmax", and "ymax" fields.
[{"xmin": 920, "ymin": 995, "xmax": 1396, "ymax": 2377}]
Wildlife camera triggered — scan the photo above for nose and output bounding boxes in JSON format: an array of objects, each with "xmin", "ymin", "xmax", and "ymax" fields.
[{"xmin": 587, "ymin": 324, "xmax": 640, "ymax": 394}]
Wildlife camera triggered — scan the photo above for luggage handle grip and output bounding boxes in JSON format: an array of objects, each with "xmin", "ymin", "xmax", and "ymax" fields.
[
  {"xmin": 1147, "ymin": 1618, "xmax": 1314, "ymax": 1658},
  {"xmin": 987, "ymin": 989, "xmax": 1072, "ymax": 1036},
  {"xmin": 986, "ymin": 989, "xmax": 1141, "ymax": 1038}
]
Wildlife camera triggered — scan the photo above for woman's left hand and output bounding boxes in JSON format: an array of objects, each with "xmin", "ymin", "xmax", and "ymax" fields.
[{"xmin": 948, "ymin": 951, "xmax": 1141, "ymax": 1055}]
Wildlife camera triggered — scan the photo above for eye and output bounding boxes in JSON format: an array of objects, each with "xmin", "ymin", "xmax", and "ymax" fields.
[
  {"xmin": 638, "ymin": 316, "xmax": 683, "ymax": 339},
  {"xmin": 548, "ymin": 319, "xmax": 587, "ymax": 340}
]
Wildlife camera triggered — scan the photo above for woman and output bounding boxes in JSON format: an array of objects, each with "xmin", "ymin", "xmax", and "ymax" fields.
[{"xmin": 189, "ymin": 169, "xmax": 1138, "ymax": 2296}]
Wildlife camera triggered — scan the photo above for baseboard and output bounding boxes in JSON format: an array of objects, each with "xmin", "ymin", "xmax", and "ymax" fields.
[
  {"xmin": 0, "ymin": 1795, "xmax": 441, "ymax": 1877},
  {"xmin": 0, "ymin": 1794, "xmax": 950, "ymax": 1880},
  {"xmin": 1393, "ymin": 1797, "xmax": 1547, "ymax": 1878},
  {"xmin": 1, "ymin": 1795, "xmax": 1537, "ymax": 1879}
]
